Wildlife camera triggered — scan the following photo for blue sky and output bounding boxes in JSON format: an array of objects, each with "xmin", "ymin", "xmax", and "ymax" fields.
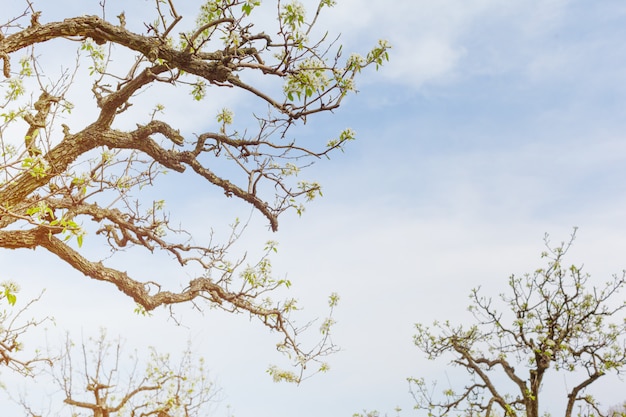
[{"xmin": 3, "ymin": 0, "xmax": 626, "ymax": 416}]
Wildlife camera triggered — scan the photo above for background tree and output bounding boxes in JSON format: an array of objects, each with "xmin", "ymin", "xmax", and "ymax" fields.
[
  {"xmin": 17, "ymin": 330, "xmax": 218, "ymax": 417},
  {"xmin": 0, "ymin": 0, "xmax": 388, "ymax": 381},
  {"xmin": 410, "ymin": 230, "xmax": 626, "ymax": 417},
  {"xmin": 607, "ymin": 401, "xmax": 626, "ymax": 417},
  {"xmin": 0, "ymin": 282, "xmax": 49, "ymax": 379}
]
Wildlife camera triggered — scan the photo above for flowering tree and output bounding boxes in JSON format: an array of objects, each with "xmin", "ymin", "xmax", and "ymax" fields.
[
  {"xmin": 30, "ymin": 331, "xmax": 218, "ymax": 417},
  {"xmin": 0, "ymin": 0, "xmax": 388, "ymax": 381},
  {"xmin": 411, "ymin": 230, "xmax": 626, "ymax": 417}
]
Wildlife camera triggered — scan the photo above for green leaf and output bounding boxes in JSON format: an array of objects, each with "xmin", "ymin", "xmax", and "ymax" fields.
[{"xmin": 6, "ymin": 292, "xmax": 16, "ymax": 306}]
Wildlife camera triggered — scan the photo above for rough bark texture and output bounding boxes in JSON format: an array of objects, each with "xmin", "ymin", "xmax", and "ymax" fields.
[{"xmin": 0, "ymin": 0, "xmax": 387, "ymax": 382}]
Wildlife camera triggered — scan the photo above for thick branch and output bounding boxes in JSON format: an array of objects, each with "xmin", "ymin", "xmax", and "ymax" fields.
[
  {"xmin": 0, "ymin": 227, "xmax": 51, "ymax": 249},
  {"xmin": 95, "ymin": 124, "xmax": 279, "ymax": 229},
  {"xmin": 474, "ymin": 356, "xmax": 527, "ymax": 395},
  {"xmin": 179, "ymin": 151, "xmax": 279, "ymax": 231},
  {"xmin": 1, "ymin": 16, "xmax": 234, "ymax": 84},
  {"xmin": 0, "ymin": 126, "xmax": 101, "ymax": 212},
  {"xmin": 565, "ymin": 372, "xmax": 604, "ymax": 417},
  {"xmin": 453, "ymin": 342, "xmax": 518, "ymax": 417},
  {"xmin": 35, "ymin": 232, "xmax": 277, "ymax": 322}
]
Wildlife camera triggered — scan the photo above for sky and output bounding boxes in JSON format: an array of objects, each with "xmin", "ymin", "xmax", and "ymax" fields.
[{"xmin": 2, "ymin": 0, "xmax": 626, "ymax": 416}]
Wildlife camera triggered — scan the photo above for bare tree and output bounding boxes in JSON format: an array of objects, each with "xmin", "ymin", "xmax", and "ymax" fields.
[
  {"xmin": 0, "ymin": 0, "xmax": 388, "ymax": 380},
  {"xmin": 410, "ymin": 230, "xmax": 626, "ymax": 417}
]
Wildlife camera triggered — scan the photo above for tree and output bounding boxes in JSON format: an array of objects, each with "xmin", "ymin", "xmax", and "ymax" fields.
[
  {"xmin": 0, "ymin": 282, "xmax": 49, "ymax": 379},
  {"xmin": 607, "ymin": 402, "xmax": 626, "ymax": 417},
  {"xmin": 410, "ymin": 230, "xmax": 626, "ymax": 417},
  {"xmin": 17, "ymin": 330, "xmax": 218, "ymax": 417},
  {"xmin": 0, "ymin": 0, "xmax": 388, "ymax": 380}
]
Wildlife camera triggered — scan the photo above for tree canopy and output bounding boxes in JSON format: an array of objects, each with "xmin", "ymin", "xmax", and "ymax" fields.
[
  {"xmin": 410, "ymin": 230, "xmax": 626, "ymax": 417},
  {"xmin": 0, "ymin": 0, "xmax": 388, "ymax": 383}
]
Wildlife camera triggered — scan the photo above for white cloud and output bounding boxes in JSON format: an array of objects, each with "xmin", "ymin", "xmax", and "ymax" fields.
[
  {"xmin": 4, "ymin": 1, "xmax": 626, "ymax": 416},
  {"xmin": 318, "ymin": 0, "xmax": 580, "ymax": 88},
  {"xmin": 380, "ymin": 37, "xmax": 465, "ymax": 87}
]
